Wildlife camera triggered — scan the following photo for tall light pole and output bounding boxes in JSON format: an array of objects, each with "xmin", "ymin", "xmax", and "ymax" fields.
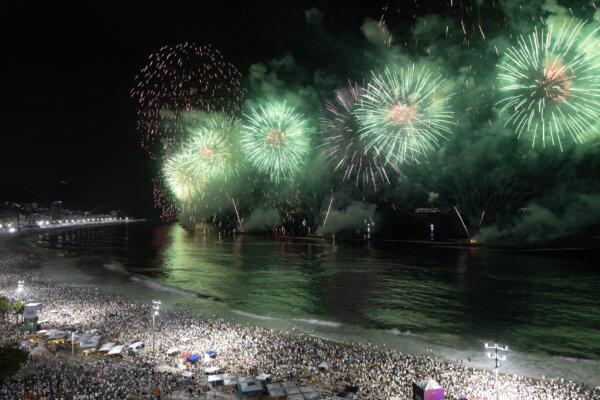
[
  {"xmin": 152, "ymin": 300, "xmax": 161, "ymax": 357},
  {"xmin": 485, "ymin": 340, "xmax": 508, "ymax": 400},
  {"xmin": 17, "ymin": 280, "xmax": 24, "ymax": 301}
]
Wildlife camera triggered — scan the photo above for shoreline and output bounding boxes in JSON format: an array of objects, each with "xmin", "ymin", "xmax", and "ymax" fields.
[
  {"xmin": 11, "ymin": 226, "xmax": 600, "ymax": 368},
  {"xmin": 1, "ymin": 229, "xmax": 600, "ymax": 398},
  {"xmin": 11, "ymin": 226, "xmax": 600, "ymax": 366}
]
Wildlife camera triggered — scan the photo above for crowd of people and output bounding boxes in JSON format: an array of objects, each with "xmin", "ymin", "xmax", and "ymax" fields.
[{"xmin": 1, "ymin": 248, "xmax": 599, "ymax": 400}]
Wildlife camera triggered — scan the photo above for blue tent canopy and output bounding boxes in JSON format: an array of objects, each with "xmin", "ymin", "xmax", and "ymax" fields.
[
  {"xmin": 186, "ymin": 355, "xmax": 200, "ymax": 362},
  {"xmin": 205, "ymin": 351, "xmax": 216, "ymax": 356}
]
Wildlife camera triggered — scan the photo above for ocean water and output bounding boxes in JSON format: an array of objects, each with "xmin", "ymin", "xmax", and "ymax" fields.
[{"xmin": 29, "ymin": 222, "xmax": 600, "ymax": 385}]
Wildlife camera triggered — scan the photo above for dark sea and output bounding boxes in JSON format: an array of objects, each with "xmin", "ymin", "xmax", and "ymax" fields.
[{"xmin": 27, "ymin": 221, "xmax": 600, "ymax": 385}]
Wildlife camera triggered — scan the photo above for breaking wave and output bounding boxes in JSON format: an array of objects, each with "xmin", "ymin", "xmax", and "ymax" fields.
[{"xmin": 129, "ymin": 276, "xmax": 217, "ymax": 300}]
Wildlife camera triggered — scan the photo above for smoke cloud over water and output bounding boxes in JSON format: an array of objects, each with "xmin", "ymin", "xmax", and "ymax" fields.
[
  {"xmin": 243, "ymin": 208, "xmax": 280, "ymax": 233},
  {"xmin": 317, "ymin": 201, "xmax": 378, "ymax": 235}
]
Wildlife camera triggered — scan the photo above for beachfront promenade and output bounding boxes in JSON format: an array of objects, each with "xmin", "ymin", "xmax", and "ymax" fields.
[{"xmin": 1, "ymin": 251, "xmax": 599, "ymax": 400}]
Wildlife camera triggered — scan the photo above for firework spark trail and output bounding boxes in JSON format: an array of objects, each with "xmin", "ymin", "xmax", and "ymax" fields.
[
  {"xmin": 478, "ymin": 24, "xmax": 486, "ymax": 40},
  {"xmin": 356, "ymin": 65, "xmax": 455, "ymax": 169},
  {"xmin": 152, "ymin": 176, "xmax": 178, "ymax": 221},
  {"xmin": 241, "ymin": 102, "xmax": 311, "ymax": 184},
  {"xmin": 454, "ymin": 205, "xmax": 471, "ymax": 239},
  {"xmin": 131, "ymin": 42, "xmax": 246, "ymax": 159},
  {"xmin": 320, "ymin": 81, "xmax": 391, "ymax": 190},
  {"xmin": 497, "ymin": 19, "xmax": 600, "ymax": 149},
  {"xmin": 479, "ymin": 210, "xmax": 486, "ymax": 227},
  {"xmin": 322, "ymin": 195, "xmax": 334, "ymax": 229},
  {"xmin": 231, "ymin": 197, "xmax": 243, "ymax": 231}
]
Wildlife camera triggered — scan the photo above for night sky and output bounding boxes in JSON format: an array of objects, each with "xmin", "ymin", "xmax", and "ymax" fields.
[
  {"xmin": 2, "ymin": 1, "xmax": 381, "ymax": 216},
  {"xmin": 4, "ymin": 1, "xmax": 600, "ymax": 244}
]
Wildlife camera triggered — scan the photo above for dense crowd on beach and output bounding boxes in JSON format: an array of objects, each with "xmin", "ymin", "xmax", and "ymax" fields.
[{"xmin": 1, "ymin": 248, "xmax": 599, "ymax": 400}]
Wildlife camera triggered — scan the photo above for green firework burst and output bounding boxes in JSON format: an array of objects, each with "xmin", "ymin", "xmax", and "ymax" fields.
[
  {"xmin": 497, "ymin": 18, "xmax": 600, "ymax": 149},
  {"xmin": 163, "ymin": 148, "xmax": 203, "ymax": 201},
  {"xmin": 189, "ymin": 114, "xmax": 244, "ymax": 181},
  {"xmin": 320, "ymin": 81, "xmax": 391, "ymax": 189},
  {"xmin": 356, "ymin": 65, "xmax": 454, "ymax": 168},
  {"xmin": 241, "ymin": 102, "xmax": 311, "ymax": 184}
]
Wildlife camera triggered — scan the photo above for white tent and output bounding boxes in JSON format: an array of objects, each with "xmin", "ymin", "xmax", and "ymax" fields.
[
  {"xmin": 98, "ymin": 343, "xmax": 115, "ymax": 352},
  {"xmin": 44, "ymin": 330, "xmax": 68, "ymax": 340},
  {"xmin": 108, "ymin": 345, "xmax": 124, "ymax": 355},
  {"xmin": 65, "ymin": 333, "xmax": 81, "ymax": 343},
  {"xmin": 256, "ymin": 373, "xmax": 271, "ymax": 381},
  {"xmin": 79, "ymin": 335, "xmax": 101, "ymax": 349},
  {"xmin": 182, "ymin": 371, "xmax": 193, "ymax": 378},
  {"xmin": 76, "ymin": 333, "xmax": 92, "ymax": 345},
  {"xmin": 205, "ymin": 366, "xmax": 221, "ymax": 374},
  {"xmin": 223, "ymin": 375, "xmax": 239, "ymax": 386},
  {"xmin": 266, "ymin": 383, "xmax": 286, "ymax": 397},
  {"xmin": 318, "ymin": 361, "xmax": 330, "ymax": 370},
  {"xmin": 416, "ymin": 379, "xmax": 441, "ymax": 391},
  {"xmin": 282, "ymin": 381, "xmax": 301, "ymax": 395},
  {"xmin": 167, "ymin": 347, "xmax": 180, "ymax": 355},
  {"xmin": 129, "ymin": 341, "xmax": 143, "ymax": 349},
  {"xmin": 208, "ymin": 375, "xmax": 223, "ymax": 383}
]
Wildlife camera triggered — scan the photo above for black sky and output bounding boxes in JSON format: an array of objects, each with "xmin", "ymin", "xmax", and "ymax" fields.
[{"xmin": 2, "ymin": 1, "xmax": 382, "ymax": 217}]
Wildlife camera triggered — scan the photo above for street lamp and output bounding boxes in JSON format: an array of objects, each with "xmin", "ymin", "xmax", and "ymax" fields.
[
  {"xmin": 485, "ymin": 340, "xmax": 508, "ymax": 400},
  {"xmin": 17, "ymin": 280, "xmax": 24, "ymax": 300},
  {"xmin": 152, "ymin": 300, "xmax": 161, "ymax": 357}
]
